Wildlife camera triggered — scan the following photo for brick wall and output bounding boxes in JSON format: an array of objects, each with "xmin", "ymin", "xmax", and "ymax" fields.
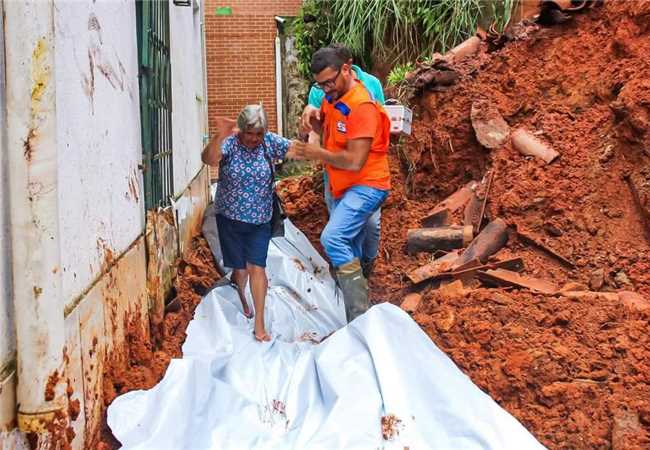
[{"xmin": 204, "ymin": 0, "xmax": 302, "ymax": 138}]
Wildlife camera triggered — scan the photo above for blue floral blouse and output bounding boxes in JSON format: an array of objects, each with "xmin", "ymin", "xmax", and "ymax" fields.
[{"xmin": 214, "ymin": 132, "xmax": 290, "ymax": 224}]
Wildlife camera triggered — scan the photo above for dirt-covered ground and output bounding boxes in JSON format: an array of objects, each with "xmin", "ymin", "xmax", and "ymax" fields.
[
  {"xmin": 97, "ymin": 2, "xmax": 650, "ymax": 449},
  {"xmin": 280, "ymin": 2, "xmax": 650, "ymax": 448}
]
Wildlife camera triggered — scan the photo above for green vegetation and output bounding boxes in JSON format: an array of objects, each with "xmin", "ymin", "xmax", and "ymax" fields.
[
  {"xmin": 290, "ymin": 0, "xmax": 516, "ymax": 77},
  {"xmin": 386, "ymin": 63, "xmax": 415, "ymax": 87}
]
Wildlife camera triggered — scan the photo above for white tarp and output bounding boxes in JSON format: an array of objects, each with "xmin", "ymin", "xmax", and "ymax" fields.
[{"xmin": 108, "ymin": 220, "xmax": 544, "ymax": 449}]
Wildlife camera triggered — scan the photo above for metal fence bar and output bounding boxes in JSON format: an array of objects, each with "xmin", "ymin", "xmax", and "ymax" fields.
[{"xmin": 136, "ymin": 0, "xmax": 173, "ymax": 209}]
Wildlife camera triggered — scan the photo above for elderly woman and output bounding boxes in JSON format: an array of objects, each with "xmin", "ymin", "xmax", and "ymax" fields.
[{"xmin": 202, "ymin": 104, "xmax": 295, "ymax": 342}]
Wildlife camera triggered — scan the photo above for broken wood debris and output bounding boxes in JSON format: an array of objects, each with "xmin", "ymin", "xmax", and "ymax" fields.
[
  {"xmin": 477, "ymin": 268, "xmax": 558, "ymax": 294},
  {"xmin": 407, "ymin": 250, "xmax": 461, "ymax": 284},
  {"xmin": 421, "ymin": 181, "xmax": 477, "ymax": 227},
  {"xmin": 476, "ymin": 169, "xmax": 495, "ymax": 233},
  {"xmin": 407, "ymin": 225, "xmax": 473, "ymax": 254},
  {"xmin": 511, "ymin": 128, "xmax": 560, "ymax": 164},
  {"xmin": 451, "ymin": 257, "xmax": 524, "ymax": 279},
  {"xmin": 406, "ymin": 57, "xmax": 460, "ymax": 92},
  {"xmin": 517, "ymin": 230, "xmax": 576, "ymax": 268},
  {"xmin": 438, "ymin": 279, "xmax": 465, "ymax": 297},
  {"xmin": 424, "ymin": 208, "xmax": 450, "ymax": 227},
  {"xmin": 463, "ymin": 193, "xmax": 482, "ymax": 230},
  {"xmin": 456, "ymin": 218, "xmax": 509, "ymax": 266}
]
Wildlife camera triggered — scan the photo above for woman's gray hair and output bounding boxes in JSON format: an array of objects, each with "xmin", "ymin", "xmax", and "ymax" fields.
[{"xmin": 237, "ymin": 104, "xmax": 268, "ymax": 131}]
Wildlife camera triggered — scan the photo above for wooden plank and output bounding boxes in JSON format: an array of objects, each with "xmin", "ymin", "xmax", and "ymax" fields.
[
  {"xmin": 463, "ymin": 193, "xmax": 481, "ymax": 229},
  {"xmin": 476, "ymin": 169, "xmax": 495, "ymax": 232},
  {"xmin": 451, "ymin": 257, "xmax": 525, "ymax": 279},
  {"xmin": 407, "ymin": 250, "xmax": 461, "ymax": 284},
  {"xmin": 477, "ymin": 268, "xmax": 558, "ymax": 294},
  {"xmin": 452, "ymin": 258, "xmax": 483, "ymax": 272},
  {"xmin": 423, "ymin": 208, "xmax": 450, "ymax": 227},
  {"xmin": 517, "ymin": 231, "xmax": 576, "ymax": 268}
]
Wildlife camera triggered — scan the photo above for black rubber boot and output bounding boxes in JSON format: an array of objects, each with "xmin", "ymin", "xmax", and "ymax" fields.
[
  {"xmin": 361, "ymin": 258, "xmax": 375, "ymax": 280},
  {"xmin": 336, "ymin": 259, "xmax": 369, "ymax": 323}
]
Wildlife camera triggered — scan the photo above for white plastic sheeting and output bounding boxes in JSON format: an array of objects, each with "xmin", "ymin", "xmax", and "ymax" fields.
[{"xmin": 108, "ymin": 220, "xmax": 544, "ymax": 449}]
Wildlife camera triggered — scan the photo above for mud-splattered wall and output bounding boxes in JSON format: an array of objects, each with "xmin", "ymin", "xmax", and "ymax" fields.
[
  {"xmin": 54, "ymin": 0, "xmax": 144, "ymax": 304},
  {"xmin": 1, "ymin": 0, "xmax": 210, "ymax": 446}
]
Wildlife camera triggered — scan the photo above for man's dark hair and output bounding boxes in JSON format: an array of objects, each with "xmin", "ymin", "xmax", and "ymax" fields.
[
  {"xmin": 310, "ymin": 47, "xmax": 345, "ymax": 74},
  {"xmin": 329, "ymin": 43, "xmax": 353, "ymax": 63}
]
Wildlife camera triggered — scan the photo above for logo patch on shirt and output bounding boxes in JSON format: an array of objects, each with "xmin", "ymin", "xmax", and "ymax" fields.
[{"xmin": 336, "ymin": 121, "xmax": 347, "ymax": 133}]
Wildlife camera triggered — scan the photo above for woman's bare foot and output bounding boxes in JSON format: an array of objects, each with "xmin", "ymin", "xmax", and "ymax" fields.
[
  {"xmin": 241, "ymin": 301, "xmax": 253, "ymax": 319},
  {"xmin": 253, "ymin": 326, "xmax": 271, "ymax": 342}
]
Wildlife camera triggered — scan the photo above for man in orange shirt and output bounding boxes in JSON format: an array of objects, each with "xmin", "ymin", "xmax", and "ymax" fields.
[{"xmin": 294, "ymin": 47, "xmax": 391, "ymax": 322}]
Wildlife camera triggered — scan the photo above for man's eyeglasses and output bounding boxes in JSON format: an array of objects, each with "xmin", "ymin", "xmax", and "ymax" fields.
[{"xmin": 314, "ymin": 66, "xmax": 342, "ymax": 90}]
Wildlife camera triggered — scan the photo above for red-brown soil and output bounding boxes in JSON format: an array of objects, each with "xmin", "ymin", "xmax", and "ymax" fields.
[
  {"xmin": 99, "ymin": 236, "xmax": 220, "ymax": 448},
  {"xmin": 93, "ymin": 2, "xmax": 650, "ymax": 449},
  {"xmin": 282, "ymin": 2, "xmax": 650, "ymax": 448}
]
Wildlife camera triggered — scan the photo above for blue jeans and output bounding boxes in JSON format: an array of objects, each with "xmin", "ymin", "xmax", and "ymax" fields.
[
  {"xmin": 323, "ymin": 172, "xmax": 382, "ymax": 265},
  {"xmin": 321, "ymin": 185, "xmax": 388, "ymax": 268}
]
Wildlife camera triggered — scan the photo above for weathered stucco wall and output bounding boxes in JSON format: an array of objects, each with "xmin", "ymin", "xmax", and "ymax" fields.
[
  {"xmin": 0, "ymin": 0, "xmax": 15, "ymax": 376},
  {"xmin": 169, "ymin": 0, "xmax": 207, "ymax": 196},
  {"xmin": 0, "ymin": 0, "xmax": 17, "ymax": 432},
  {"xmin": 54, "ymin": 0, "xmax": 144, "ymax": 305},
  {"xmin": 1, "ymin": 1, "xmax": 211, "ymax": 445}
]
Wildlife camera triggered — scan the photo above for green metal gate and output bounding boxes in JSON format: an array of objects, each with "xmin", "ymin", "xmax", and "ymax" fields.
[{"xmin": 136, "ymin": 0, "xmax": 174, "ymax": 209}]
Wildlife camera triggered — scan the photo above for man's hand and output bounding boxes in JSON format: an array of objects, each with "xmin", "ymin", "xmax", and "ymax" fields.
[
  {"xmin": 300, "ymin": 106, "xmax": 321, "ymax": 134},
  {"xmin": 291, "ymin": 141, "xmax": 323, "ymax": 162},
  {"xmin": 285, "ymin": 140, "xmax": 303, "ymax": 160}
]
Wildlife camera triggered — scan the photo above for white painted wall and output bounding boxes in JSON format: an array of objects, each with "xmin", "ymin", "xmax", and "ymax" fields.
[
  {"xmin": 169, "ymin": 0, "xmax": 206, "ymax": 195},
  {"xmin": 45, "ymin": 0, "xmax": 207, "ymax": 303},
  {"xmin": 54, "ymin": 0, "xmax": 144, "ymax": 303},
  {"xmin": 0, "ymin": 0, "xmax": 15, "ymax": 368}
]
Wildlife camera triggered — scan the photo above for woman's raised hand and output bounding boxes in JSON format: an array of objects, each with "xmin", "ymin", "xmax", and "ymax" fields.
[{"xmin": 215, "ymin": 117, "xmax": 238, "ymax": 137}]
